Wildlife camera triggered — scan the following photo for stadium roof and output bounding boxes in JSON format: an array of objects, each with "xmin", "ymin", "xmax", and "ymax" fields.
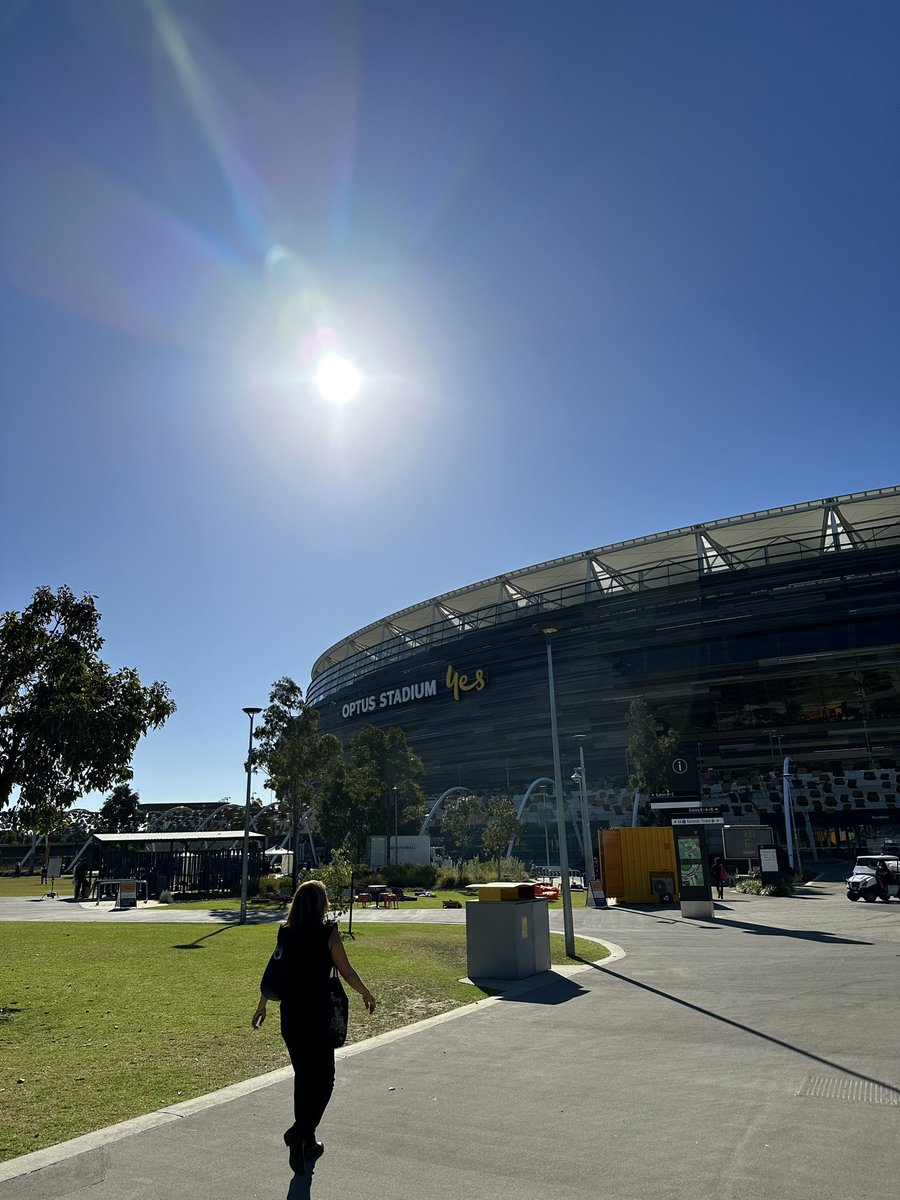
[{"xmin": 309, "ymin": 486, "xmax": 900, "ymax": 701}]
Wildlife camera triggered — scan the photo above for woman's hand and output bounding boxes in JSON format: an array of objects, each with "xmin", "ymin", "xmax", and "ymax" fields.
[
  {"xmin": 361, "ymin": 989, "xmax": 376, "ymax": 1015},
  {"xmin": 251, "ymin": 1001, "xmax": 267, "ymax": 1030}
]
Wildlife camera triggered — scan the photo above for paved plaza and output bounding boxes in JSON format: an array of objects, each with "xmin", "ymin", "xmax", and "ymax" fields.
[{"xmin": 2, "ymin": 864, "xmax": 898, "ymax": 1200}]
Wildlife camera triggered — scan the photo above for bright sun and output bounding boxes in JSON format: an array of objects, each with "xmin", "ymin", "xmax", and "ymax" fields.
[{"xmin": 314, "ymin": 353, "xmax": 362, "ymax": 405}]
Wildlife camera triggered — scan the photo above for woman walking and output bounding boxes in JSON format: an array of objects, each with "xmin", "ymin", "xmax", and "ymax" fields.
[
  {"xmin": 712, "ymin": 857, "xmax": 729, "ymax": 901},
  {"xmin": 251, "ymin": 880, "xmax": 376, "ymax": 1175}
]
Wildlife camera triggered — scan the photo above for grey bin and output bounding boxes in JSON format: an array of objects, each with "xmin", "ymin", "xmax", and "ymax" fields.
[{"xmin": 465, "ymin": 882, "xmax": 551, "ymax": 980}]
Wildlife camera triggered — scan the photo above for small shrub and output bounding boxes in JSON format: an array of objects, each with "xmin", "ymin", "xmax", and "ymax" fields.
[
  {"xmin": 761, "ymin": 882, "xmax": 794, "ymax": 897},
  {"xmin": 735, "ymin": 878, "xmax": 763, "ymax": 895},
  {"xmin": 435, "ymin": 857, "xmax": 529, "ymax": 888},
  {"xmin": 379, "ymin": 862, "xmax": 437, "ymax": 889},
  {"xmin": 158, "ymin": 889, "xmax": 173, "ymax": 904},
  {"xmin": 255, "ymin": 875, "xmax": 291, "ymax": 898}
]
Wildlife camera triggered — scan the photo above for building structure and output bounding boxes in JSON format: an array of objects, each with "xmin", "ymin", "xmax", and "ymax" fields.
[{"xmin": 309, "ymin": 488, "xmax": 900, "ymax": 849}]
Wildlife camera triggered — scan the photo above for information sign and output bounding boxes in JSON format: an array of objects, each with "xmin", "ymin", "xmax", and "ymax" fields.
[
  {"xmin": 672, "ymin": 816, "xmax": 724, "ymax": 826},
  {"xmin": 673, "ymin": 825, "xmax": 712, "ymax": 900}
]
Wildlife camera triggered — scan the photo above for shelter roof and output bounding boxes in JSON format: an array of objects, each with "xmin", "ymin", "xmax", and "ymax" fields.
[{"xmin": 91, "ymin": 830, "xmax": 264, "ymax": 843}]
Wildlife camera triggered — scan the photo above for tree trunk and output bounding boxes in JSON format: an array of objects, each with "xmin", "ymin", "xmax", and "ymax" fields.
[{"xmin": 291, "ymin": 809, "xmax": 300, "ymax": 893}]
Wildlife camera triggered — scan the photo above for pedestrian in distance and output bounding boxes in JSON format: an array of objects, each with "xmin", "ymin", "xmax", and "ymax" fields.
[
  {"xmin": 39, "ymin": 863, "xmax": 47, "ymax": 886},
  {"xmin": 251, "ymin": 879, "xmax": 376, "ymax": 1176},
  {"xmin": 712, "ymin": 857, "xmax": 728, "ymax": 901}
]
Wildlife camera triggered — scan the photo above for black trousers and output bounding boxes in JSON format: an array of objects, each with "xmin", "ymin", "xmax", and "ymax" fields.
[{"xmin": 280, "ymin": 1012, "xmax": 335, "ymax": 1147}]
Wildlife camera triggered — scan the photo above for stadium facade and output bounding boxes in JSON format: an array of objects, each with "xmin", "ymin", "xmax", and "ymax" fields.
[{"xmin": 309, "ymin": 488, "xmax": 900, "ymax": 841}]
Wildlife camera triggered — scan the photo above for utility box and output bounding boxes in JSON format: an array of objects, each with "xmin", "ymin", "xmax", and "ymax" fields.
[
  {"xmin": 465, "ymin": 883, "xmax": 551, "ymax": 980},
  {"xmin": 599, "ymin": 827, "xmax": 679, "ymax": 904}
]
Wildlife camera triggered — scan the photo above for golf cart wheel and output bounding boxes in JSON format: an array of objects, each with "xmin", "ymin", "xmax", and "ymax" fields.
[
  {"xmin": 862, "ymin": 891, "xmax": 877, "ymax": 902},
  {"xmin": 847, "ymin": 892, "xmax": 860, "ymax": 901}
]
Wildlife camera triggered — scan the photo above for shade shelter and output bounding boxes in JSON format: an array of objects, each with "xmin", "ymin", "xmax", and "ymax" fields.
[{"xmin": 89, "ymin": 830, "xmax": 265, "ymax": 898}]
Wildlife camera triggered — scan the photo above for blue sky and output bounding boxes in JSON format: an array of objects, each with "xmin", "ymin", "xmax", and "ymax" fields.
[{"xmin": 2, "ymin": 0, "xmax": 898, "ymax": 811}]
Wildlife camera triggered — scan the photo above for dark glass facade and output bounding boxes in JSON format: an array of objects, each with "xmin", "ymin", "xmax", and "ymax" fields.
[{"xmin": 312, "ymin": 544, "xmax": 900, "ymax": 795}]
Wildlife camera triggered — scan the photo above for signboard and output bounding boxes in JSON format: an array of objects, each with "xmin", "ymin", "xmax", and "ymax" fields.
[
  {"xmin": 341, "ymin": 663, "xmax": 487, "ymax": 720},
  {"xmin": 665, "ymin": 753, "xmax": 700, "ymax": 796},
  {"xmin": 672, "ymin": 816, "xmax": 724, "ymax": 826},
  {"xmin": 758, "ymin": 846, "xmax": 779, "ymax": 874},
  {"xmin": 47, "ymin": 856, "xmax": 62, "ymax": 878},
  {"xmin": 118, "ymin": 880, "xmax": 138, "ymax": 909},
  {"xmin": 723, "ymin": 825, "xmax": 774, "ymax": 861},
  {"xmin": 673, "ymin": 826, "xmax": 712, "ymax": 900},
  {"xmin": 650, "ymin": 797, "xmax": 702, "ymax": 809}
]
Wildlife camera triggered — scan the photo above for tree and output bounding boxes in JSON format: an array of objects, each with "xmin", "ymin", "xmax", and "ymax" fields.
[
  {"xmin": 315, "ymin": 761, "xmax": 380, "ymax": 864},
  {"xmin": 440, "ymin": 794, "xmax": 483, "ymax": 864},
  {"xmin": 481, "ymin": 796, "xmax": 525, "ymax": 879},
  {"xmin": 626, "ymin": 697, "xmax": 680, "ymax": 825},
  {"xmin": 253, "ymin": 678, "xmax": 343, "ymax": 892},
  {"xmin": 0, "ymin": 586, "xmax": 175, "ymax": 815},
  {"xmin": 348, "ymin": 725, "xmax": 426, "ymax": 858},
  {"xmin": 97, "ymin": 783, "xmax": 141, "ymax": 833}
]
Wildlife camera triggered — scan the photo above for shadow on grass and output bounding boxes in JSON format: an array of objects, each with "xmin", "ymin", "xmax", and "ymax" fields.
[{"xmin": 172, "ymin": 926, "xmax": 236, "ymax": 950}]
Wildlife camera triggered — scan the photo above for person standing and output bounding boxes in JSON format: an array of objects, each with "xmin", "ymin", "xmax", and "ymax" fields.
[
  {"xmin": 712, "ymin": 857, "xmax": 728, "ymax": 901},
  {"xmin": 251, "ymin": 880, "xmax": 376, "ymax": 1176}
]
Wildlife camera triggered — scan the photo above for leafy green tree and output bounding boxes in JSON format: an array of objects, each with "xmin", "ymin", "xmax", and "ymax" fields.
[
  {"xmin": 348, "ymin": 725, "xmax": 426, "ymax": 856},
  {"xmin": 315, "ymin": 761, "xmax": 379, "ymax": 863},
  {"xmin": 253, "ymin": 678, "xmax": 343, "ymax": 892},
  {"xmin": 626, "ymin": 696, "xmax": 680, "ymax": 825},
  {"xmin": 481, "ymin": 796, "xmax": 525, "ymax": 879},
  {"xmin": 97, "ymin": 783, "xmax": 141, "ymax": 833},
  {"xmin": 318, "ymin": 844, "xmax": 352, "ymax": 915},
  {"xmin": 0, "ymin": 586, "xmax": 175, "ymax": 815},
  {"xmin": 440, "ymin": 794, "xmax": 483, "ymax": 864}
]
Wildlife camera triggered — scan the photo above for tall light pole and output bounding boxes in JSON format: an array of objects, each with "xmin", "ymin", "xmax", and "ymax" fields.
[
  {"xmin": 392, "ymin": 786, "xmax": 399, "ymax": 866},
  {"xmin": 573, "ymin": 735, "xmax": 595, "ymax": 883},
  {"xmin": 239, "ymin": 706, "xmax": 262, "ymax": 925},
  {"xmin": 537, "ymin": 626, "xmax": 576, "ymax": 958}
]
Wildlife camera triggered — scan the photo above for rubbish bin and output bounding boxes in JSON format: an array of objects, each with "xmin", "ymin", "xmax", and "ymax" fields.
[{"xmin": 465, "ymin": 882, "xmax": 551, "ymax": 980}]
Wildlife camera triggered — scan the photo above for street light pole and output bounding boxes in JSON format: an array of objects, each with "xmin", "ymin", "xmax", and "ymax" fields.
[
  {"xmin": 538, "ymin": 627, "xmax": 576, "ymax": 958},
  {"xmin": 392, "ymin": 786, "xmax": 398, "ymax": 866},
  {"xmin": 239, "ymin": 706, "xmax": 262, "ymax": 925},
  {"xmin": 573, "ymin": 736, "xmax": 595, "ymax": 883}
]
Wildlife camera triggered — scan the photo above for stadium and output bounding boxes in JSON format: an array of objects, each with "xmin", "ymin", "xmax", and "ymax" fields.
[{"xmin": 309, "ymin": 488, "xmax": 900, "ymax": 849}]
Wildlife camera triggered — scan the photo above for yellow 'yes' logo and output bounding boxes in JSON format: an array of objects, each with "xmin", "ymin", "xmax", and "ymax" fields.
[{"xmin": 446, "ymin": 665, "xmax": 487, "ymax": 701}]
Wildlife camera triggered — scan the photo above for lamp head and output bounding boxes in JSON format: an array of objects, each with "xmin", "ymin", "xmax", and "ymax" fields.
[
  {"xmin": 536, "ymin": 624, "xmax": 559, "ymax": 636},
  {"xmin": 243, "ymin": 707, "xmax": 263, "ymax": 717}
]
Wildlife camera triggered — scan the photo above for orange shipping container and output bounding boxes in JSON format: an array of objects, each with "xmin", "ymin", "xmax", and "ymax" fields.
[{"xmin": 599, "ymin": 827, "xmax": 679, "ymax": 904}]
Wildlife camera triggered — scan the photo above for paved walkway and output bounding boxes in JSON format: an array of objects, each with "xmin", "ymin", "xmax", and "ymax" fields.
[{"xmin": 2, "ymin": 868, "xmax": 898, "ymax": 1200}]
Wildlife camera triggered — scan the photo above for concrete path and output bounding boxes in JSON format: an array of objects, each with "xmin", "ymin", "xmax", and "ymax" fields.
[{"xmin": 2, "ymin": 872, "xmax": 898, "ymax": 1200}]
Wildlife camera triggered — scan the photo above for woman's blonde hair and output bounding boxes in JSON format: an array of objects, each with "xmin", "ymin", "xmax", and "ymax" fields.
[{"xmin": 284, "ymin": 879, "xmax": 328, "ymax": 929}]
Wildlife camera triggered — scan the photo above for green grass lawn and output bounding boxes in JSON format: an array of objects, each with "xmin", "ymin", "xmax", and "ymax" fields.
[
  {"xmin": 171, "ymin": 888, "xmax": 599, "ymax": 913},
  {"xmin": 0, "ymin": 922, "xmax": 605, "ymax": 1163},
  {"xmin": 0, "ymin": 874, "xmax": 72, "ymax": 898}
]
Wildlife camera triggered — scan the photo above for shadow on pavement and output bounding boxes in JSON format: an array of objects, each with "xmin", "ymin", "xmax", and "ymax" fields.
[
  {"xmin": 713, "ymin": 916, "xmax": 871, "ymax": 945},
  {"xmin": 588, "ymin": 962, "xmax": 900, "ymax": 1098},
  {"xmin": 286, "ymin": 1161, "xmax": 319, "ymax": 1198},
  {"xmin": 497, "ymin": 974, "xmax": 590, "ymax": 1006}
]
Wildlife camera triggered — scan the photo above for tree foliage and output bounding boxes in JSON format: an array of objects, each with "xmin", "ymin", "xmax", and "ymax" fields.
[
  {"xmin": 0, "ymin": 586, "xmax": 175, "ymax": 816},
  {"xmin": 481, "ymin": 796, "xmax": 525, "ymax": 879},
  {"xmin": 315, "ymin": 761, "xmax": 378, "ymax": 864},
  {"xmin": 626, "ymin": 696, "xmax": 680, "ymax": 825},
  {"xmin": 440, "ymin": 794, "xmax": 483, "ymax": 864},
  {"xmin": 97, "ymin": 783, "xmax": 141, "ymax": 834},
  {"xmin": 253, "ymin": 678, "xmax": 343, "ymax": 891},
  {"xmin": 347, "ymin": 725, "xmax": 425, "ymax": 847}
]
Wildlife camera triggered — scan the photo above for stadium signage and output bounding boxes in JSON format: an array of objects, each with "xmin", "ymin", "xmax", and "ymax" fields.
[{"xmin": 341, "ymin": 664, "xmax": 487, "ymax": 720}]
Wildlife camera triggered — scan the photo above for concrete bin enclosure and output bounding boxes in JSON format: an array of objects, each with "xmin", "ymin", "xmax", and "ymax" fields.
[{"xmin": 465, "ymin": 882, "xmax": 551, "ymax": 980}]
